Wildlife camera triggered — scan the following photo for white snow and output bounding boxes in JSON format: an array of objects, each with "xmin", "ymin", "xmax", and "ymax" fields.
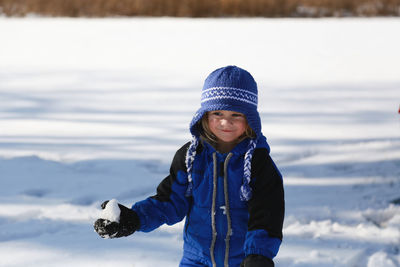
[
  {"xmin": 0, "ymin": 17, "xmax": 399, "ymax": 267},
  {"xmin": 99, "ymin": 199, "xmax": 121, "ymax": 223},
  {"xmin": 367, "ymin": 251, "xmax": 398, "ymax": 267}
]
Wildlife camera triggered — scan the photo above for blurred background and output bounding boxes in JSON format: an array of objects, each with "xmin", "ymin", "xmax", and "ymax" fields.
[
  {"xmin": 1, "ymin": 0, "xmax": 400, "ymax": 17},
  {"xmin": 0, "ymin": 1, "xmax": 400, "ymax": 267}
]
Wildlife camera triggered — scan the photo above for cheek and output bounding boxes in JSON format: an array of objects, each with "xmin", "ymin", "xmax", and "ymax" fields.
[
  {"xmin": 208, "ymin": 118, "xmax": 218, "ymax": 132},
  {"xmin": 238, "ymin": 123, "xmax": 247, "ymax": 134},
  {"xmin": 234, "ymin": 120, "xmax": 247, "ymax": 134}
]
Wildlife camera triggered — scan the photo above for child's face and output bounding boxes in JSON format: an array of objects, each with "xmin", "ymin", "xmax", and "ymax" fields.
[{"xmin": 207, "ymin": 110, "xmax": 247, "ymax": 144}]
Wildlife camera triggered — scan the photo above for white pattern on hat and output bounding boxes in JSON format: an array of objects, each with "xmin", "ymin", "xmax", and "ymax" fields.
[{"xmin": 201, "ymin": 86, "xmax": 258, "ymax": 107}]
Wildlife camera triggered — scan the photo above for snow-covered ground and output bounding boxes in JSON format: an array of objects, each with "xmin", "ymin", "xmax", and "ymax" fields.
[{"xmin": 0, "ymin": 17, "xmax": 399, "ymax": 266}]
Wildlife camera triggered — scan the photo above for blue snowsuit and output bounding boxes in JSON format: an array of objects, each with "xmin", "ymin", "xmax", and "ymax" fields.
[{"xmin": 132, "ymin": 135, "xmax": 284, "ymax": 267}]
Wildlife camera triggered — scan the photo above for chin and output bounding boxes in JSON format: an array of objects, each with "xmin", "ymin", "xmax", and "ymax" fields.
[{"xmin": 219, "ymin": 137, "xmax": 238, "ymax": 144}]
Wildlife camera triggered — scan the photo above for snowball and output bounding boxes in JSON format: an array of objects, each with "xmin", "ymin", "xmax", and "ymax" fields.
[{"xmin": 100, "ymin": 199, "xmax": 120, "ymax": 223}]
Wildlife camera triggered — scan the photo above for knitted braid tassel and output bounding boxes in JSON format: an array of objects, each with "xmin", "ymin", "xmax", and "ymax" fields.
[
  {"xmin": 185, "ymin": 135, "xmax": 199, "ymax": 197},
  {"xmin": 240, "ymin": 139, "xmax": 258, "ymax": 201}
]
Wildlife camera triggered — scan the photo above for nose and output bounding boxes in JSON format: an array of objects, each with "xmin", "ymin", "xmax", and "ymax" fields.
[{"xmin": 220, "ymin": 118, "xmax": 231, "ymax": 126}]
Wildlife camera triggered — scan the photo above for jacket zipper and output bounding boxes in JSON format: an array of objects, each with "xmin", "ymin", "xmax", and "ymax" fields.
[
  {"xmin": 223, "ymin": 153, "xmax": 233, "ymax": 267},
  {"xmin": 210, "ymin": 152, "xmax": 218, "ymax": 267},
  {"xmin": 210, "ymin": 152, "xmax": 233, "ymax": 267}
]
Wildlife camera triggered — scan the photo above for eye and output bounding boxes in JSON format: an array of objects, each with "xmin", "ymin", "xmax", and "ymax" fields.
[
  {"xmin": 232, "ymin": 113, "xmax": 244, "ymax": 118},
  {"xmin": 211, "ymin": 111, "xmax": 222, "ymax": 116}
]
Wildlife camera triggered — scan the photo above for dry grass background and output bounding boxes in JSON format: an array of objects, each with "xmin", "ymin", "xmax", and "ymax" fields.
[{"xmin": 0, "ymin": 0, "xmax": 399, "ymax": 17}]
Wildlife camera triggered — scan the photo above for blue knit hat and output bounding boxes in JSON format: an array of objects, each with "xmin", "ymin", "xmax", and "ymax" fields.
[{"xmin": 186, "ymin": 66, "xmax": 261, "ymax": 201}]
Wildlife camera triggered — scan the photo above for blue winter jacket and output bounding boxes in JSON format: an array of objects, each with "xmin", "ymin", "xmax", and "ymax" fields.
[{"xmin": 132, "ymin": 136, "xmax": 284, "ymax": 267}]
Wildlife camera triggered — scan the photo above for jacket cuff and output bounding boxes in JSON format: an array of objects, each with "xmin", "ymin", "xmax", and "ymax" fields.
[
  {"xmin": 131, "ymin": 201, "xmax": 149, "ymax": 232},
  {"xmin": 244, "ymin": 229, "xmax": 281, "ymax": 259}
]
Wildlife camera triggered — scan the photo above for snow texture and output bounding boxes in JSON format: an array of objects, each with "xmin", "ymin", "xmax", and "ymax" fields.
[
  {"xmin": 0, "ymin": 17, "xmax": 399, "ymax": 267},
  {"xmin": 100, "ymin": 199, "xmax": 120, "ymax": 223}
]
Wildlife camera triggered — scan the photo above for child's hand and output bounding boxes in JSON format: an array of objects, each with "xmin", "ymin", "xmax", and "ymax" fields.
[
  {"xmin": 93, "ymin": 200, "xmax": 140, "ymax": 238},
  {"xmin": 240, "ymin": 254, "xmax": 274, "ymax": 267}
]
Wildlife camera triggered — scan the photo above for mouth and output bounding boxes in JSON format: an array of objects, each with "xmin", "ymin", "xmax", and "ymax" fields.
[{"xmin": 221, "ymin": 129, "xmax": 233, "ymax": 133}]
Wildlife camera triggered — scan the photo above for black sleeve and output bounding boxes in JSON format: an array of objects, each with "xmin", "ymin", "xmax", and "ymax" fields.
[
  {"xmin": 151, "ymin": 141, "xmax": 191, "ymax": 202},
  {"xmin": 132, "ymin": 142, "xmax": 192, "ymax": 232},
  {"xmin": 248, "ymin": 148, "xmax": 285, "ymax": 240}
]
